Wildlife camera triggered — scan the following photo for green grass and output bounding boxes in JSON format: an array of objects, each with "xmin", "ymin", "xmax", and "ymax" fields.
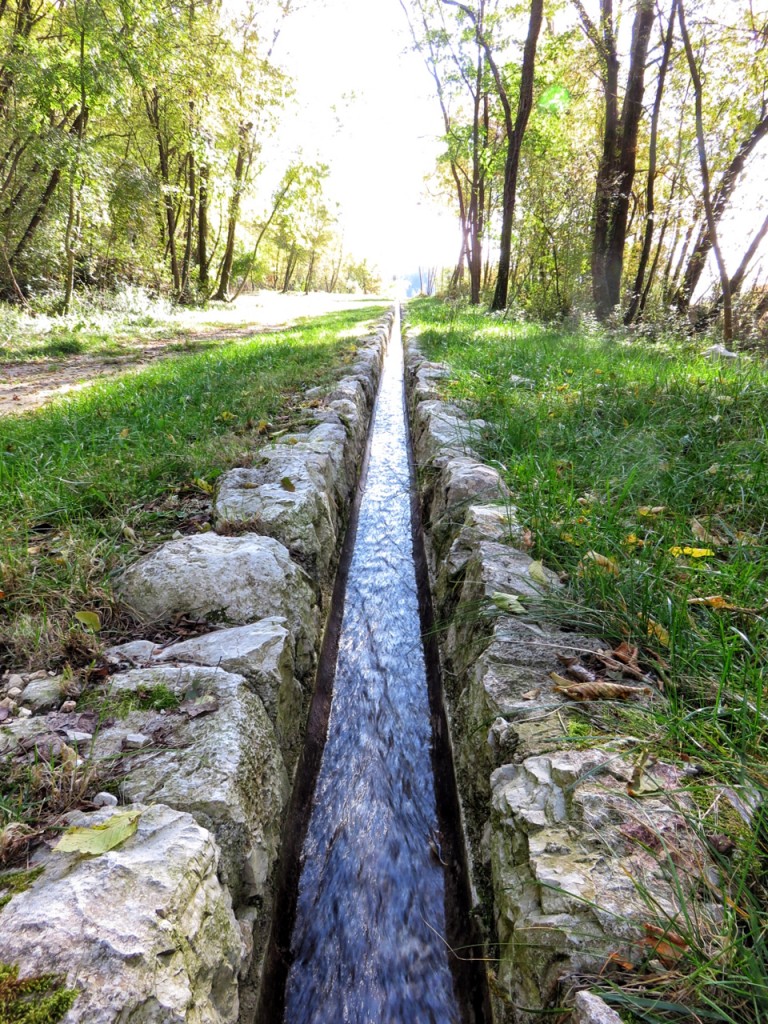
[
  {"xmin": 406, "ymin": 297, "xmax": 768, "ymax": 1022},
  {"xmin": 0, "ymin": 304, "xmax": 385, "ymax": 668}
]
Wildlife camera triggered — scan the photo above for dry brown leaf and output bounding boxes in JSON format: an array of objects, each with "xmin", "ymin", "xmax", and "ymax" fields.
[
  {"xmin": 552, "ymin": 676, "xmax": 652, "ymax": 701},
  {"xmin": 520, "ymin": 689, "xmax": 541, "ymax": 701},
  {"xmin": 643, "ymin": 924, "xmax": 689, "ymax": 967},
  {"xmin": 580, "ymin": 550, "xmax": 619, "ymax": 575},
  {"xmin": 556, "ymin": 653, "xmax": 597, "ymax": 682},
  {"xmin": 687, "ymin": 595, "xmax": 757, "ymax": 614},
  {"xmin": 690, "ymin": 518, "xmax": 725, "ymax": 546}
]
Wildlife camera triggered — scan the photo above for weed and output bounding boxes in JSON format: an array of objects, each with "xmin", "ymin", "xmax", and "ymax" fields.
[{"xmin": 0, "ymin": 961, "xmax": 77, "ymax": 1023}]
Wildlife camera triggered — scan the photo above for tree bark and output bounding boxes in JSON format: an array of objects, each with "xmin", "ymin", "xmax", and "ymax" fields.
[
  {"xmin": 677, "ymin": 0, "xmax": 733, "ymax": 341},
  {"xmin": 675, "ymin": 108, "xmax": 768, "ymax": 311},
  {"xmin": 213, "ymin": 122, "xmax": 250, "ymax": 301},
  {"xmin": 581, "ymin": 0, "xmax": 654, "ymax": 319},
  {"xmin": 197, "ymin": 162, "xmax": 209, "ymax": 291},
  {"xmin": 624, "ymin": 0, "xmax": 677, "ymax": 325}
]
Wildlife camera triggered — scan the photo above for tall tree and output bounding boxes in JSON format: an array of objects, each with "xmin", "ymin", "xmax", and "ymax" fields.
[{"xmin": 573, "ymin": 0, "xmax": 655, "ymax": 319}]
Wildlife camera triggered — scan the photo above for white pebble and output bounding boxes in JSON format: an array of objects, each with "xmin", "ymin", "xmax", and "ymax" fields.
[{"xmin": 92, "ymin": 792, "xmax": 118, "ymax": 808}]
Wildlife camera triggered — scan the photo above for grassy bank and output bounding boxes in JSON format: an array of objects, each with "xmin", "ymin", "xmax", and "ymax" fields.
[
  {"xmin": 406, "ymin": 298, "xmax": 768, "ymax": 1023},
  {"xmin": 0, "ymin": 304, "xmax": 385, "ymax": 669}
]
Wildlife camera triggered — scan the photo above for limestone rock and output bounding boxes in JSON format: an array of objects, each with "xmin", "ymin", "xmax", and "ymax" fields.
[
  {"xmin": 214, "ymin": 450, "xmax": 337, "ymax": 579},
  {"xmin": 98, "ymin": 665, "xmax": 289, "ymax": 904},
  {"xmin": 19, "ymin": 674, "xmax": 64, "ymax": 713},
  {"xmin": 490, "ymin": 748, "xmax": 716, "ymax": 1018},
  {"xmin": 116, "ymin": 533, "xmax": 318, "ymax": 675},
  {"xmin": 0, "ymin": 803, "xmax": 242, "ymax": 1023},
  {"xmin": 573, "ymin": 991, "xmax": 625, "ymax": 1024},
  {"xmin": 153, "ymin": 619, "xmax": 302, "ymax": 761},
  {"xmin": 411, "ymin": 399, "xmax": 486, "ymax": 462}
]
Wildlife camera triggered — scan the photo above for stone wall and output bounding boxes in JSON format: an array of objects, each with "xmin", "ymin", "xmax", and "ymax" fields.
[
  {"xmin": 0, "ymin": 310, "xmax": 395, "ymax": 1024},
  {"xmin": 403, "ymin": 329, "xmax": 717, "ymax": 1024}
]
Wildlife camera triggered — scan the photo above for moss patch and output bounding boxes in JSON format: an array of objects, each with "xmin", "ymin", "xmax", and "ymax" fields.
[
  {"xmin": 0, "ymin": 868, "xmax": 45, "ymax": 912},
  {"xmin": 0, "ymin": 961, "xmax": 77, "ymax": 1023}
]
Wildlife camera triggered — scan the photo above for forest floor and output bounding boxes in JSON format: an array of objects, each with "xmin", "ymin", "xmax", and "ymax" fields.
[{"xmin": 0, "ymin": 292, "xmax": 380, "ymax": 416}]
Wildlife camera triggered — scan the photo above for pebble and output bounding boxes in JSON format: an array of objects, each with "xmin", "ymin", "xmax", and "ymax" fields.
[
  {"xmin": 7, "ymin": 674, "xmax": 24, "ymax": 689},
  {"xmin": 92, "ymin": 792, "xmax": 118, "ymax": 808},
  {"xmin": 60, "ymin": 700, "xmax": 78, "ymax": 713},
  {"xmin": 6, "ymin": 687, "xmax": 23, "ymax": 699},
  {"xmin": 24, "ymin": 670, "xmax": 48, "ymax": 682},
  {"xmin": 123, "ymin": 733, "xmax": 151, "ymax": 750},
  {"xmin": 0, "ymin": 696, "xmax": 16, "ymax": 710},
  {"xmin": 65, "ymin": 730, "xmax": 93, "ymax": 745},
  {"xmin": 17, "ymin": 707, "xmax": 32, "ymax": 718}
]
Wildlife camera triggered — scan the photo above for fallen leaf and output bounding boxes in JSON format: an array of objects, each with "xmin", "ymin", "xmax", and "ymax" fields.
[
  {"xmin": 122, "ymin": 526, "xmax": 138, "ymax": 544},
  {"xmin": 280, "ymin": 476, "xmax": 296, "ymax": 492},
  {"xmin": 638, "ymin": 505, "xmax": 666, "ymax": 517},
  {"xmin": 216, "ymin": 410, "xmax": 237, "ymax": 422},
  {"xmin": 687, "ymin": 595, "xmax": 756, "ymax": 614},
  {"xmin": 556, "ymin": 654, "xmax": 596, "ymax": 682},
  {"xmin": 520, "ymin": 528, "xmax": 534, "ymax": 550},
  {"xmin": 623, "ymin": 533, "xmax": 644, "ymax": 548},
  {"xmin": 54, "ymin": 810, "xmax": 141, "ymax": 856},
  {"xmin": 119, "ymin": 428, "xmax": 130, "ymax": 439},
  {"xmin": 521, "ymin": 689, "xmax": 541, "ymax": 700},
  {"xmin": 645, "ymin": 618, "xmax": 670, "ymax": 647},
  {"xmin": 491, "ymin": 592, "xmax": 528, "ymax": 615},
  {"xmin": 528, "ymin": 560, "xmax": 549, "ymax": 587},
  {"xmin": 193, "ymin": 477, "xmax": 214, "ymax": 495},
  {"xmin": 690, "ymin": 518, "xmax": 725, "ymax": 546},
  {"xmin": 705, "ymin": 463, "xmax": 720, "ymax": 476},
  {"xmin": 74, "ymin": 610, "xmax": 101, "ymax": 632},
  {"xmin": 551, "ymin": 676, "xmax": 651, "ymax": 701},
  {"xmin": 643, "ymin": 924, "xmax": 689, "ymax": 967},
  {"xmin": 179, "ymin": 696, "xmax": 220, "ymax": 719},
  {"xmin": 580, "ymin": 550, "xmax": 619, "ymax": 575}
]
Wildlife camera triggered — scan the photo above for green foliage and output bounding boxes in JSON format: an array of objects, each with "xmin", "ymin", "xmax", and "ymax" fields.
[
  {"xmin": 0, "ymin": 303, "xmax": 386, "ymax": 667},
  {"xmin": 409, "ymin": 296, "xmax": 768, "ymax": 1022},
  {"xmin": 0, "ymin": 962, "xmax": 77, "ymax": 1024}
]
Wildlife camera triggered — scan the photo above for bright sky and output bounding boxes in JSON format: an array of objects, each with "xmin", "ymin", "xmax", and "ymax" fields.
[{"xmin": 271, "ymin": 0, "xmax": 459, "ymax": 280}]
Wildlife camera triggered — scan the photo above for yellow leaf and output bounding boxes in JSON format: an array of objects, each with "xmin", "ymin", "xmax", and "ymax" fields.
[
  {"xmin": 74, "ymin": 610, "xmax": 101, "ymax": 632},
  {"xmin": 645, "ymin": 618, "xmax": 670, "ymax": 646},
  {"xmin": 216, "ymin": 410, "xmax": 237, "ymax": 422},
  {"xmin": 54, "ymin": 810, "xmax": 141, "ymax": 856},
  {"xmin": 119, "ymin": 428, "xmax": 130, "ymax": 439},
  {"xmin": 638, "ymin": 505, "xmax": 666, "ymax": 517},
  {"xmin": 705, "ymin": 463, "xmax": 720, "ymax": 475},
  {"xmin": 193, "ymin": 477, "xmax": 214, "ymax": 494},
  {"xmin": 683, "ymin": 546, "xmax": 714, "ymax": 558},
  {"xmin": 669, "ymin": 546, "xmax": 684, "ymax": 557},
  {"xmin": 122, "ymin": 526, "xmax": 138, "ymax": 544},
  {"xmin": 624, "ymin": 534, "xmax": 644, "ymax": 548},
  {"xmin": 560, "ymin": 532, "xmax": 575, "ymax": 544}
]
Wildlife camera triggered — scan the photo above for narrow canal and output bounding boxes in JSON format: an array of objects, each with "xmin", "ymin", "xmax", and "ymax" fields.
[{"xmin": 283, "ymin": 306, "xmax": 462, "ymax": 1023}]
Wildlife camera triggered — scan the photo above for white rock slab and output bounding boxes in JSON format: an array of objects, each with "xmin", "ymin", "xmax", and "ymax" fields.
[{"xmin": 0, "ymin": 803, "xmax": 242, "ymax": 1024}]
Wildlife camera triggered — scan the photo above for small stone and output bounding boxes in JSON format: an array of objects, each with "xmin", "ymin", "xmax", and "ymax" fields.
[
  {"xmin": 573, "ymin": 990, "xmax": 624, "ymax": 1024},
  {"xmin": 92, "ymin": 792, "xmax": 118, "ymax": 808},
  {"xmin": 65, "ymin": 730, "xmax": 93, "ymax": 745},
  {"xmin": 25, "ymin": 670, "xmax": 49, "ymax": 682},
  {"xmin": 17, "ymin": 707, "xmax": 32, "ymax": 718},
  {"xmin": 0, "ymin": 697, "xmax": 17, "ymax": 710},
  {"xmin": 123, "ymin": 732, "xmax": 151, "ymax": 750},
  {"xmin": 7, "ymin": 674, "xmax": 24, "ymax": 689},
  {"xmin": 60, "ymin": 700, "xmax": 77, "ymax": 713},
  {"xmin": 6, "ymin": 687, "xmax": 23, "ymax": 699},
  {"xmin": 20, "ymin": 675, "xmax": 64, "ymax": 713},
  {"xmin": 172, "ymin": 530, "xmax": 184, "ymax": 539}
]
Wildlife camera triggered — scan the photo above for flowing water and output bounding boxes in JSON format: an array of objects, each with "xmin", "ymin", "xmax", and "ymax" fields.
[{"xmin": 283, "ymin": 307, "xmax": 461, "ymax": 1024}]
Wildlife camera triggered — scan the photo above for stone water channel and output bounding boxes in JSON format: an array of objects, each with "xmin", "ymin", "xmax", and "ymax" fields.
[{"xmin": 267, "ymin": 306, "xmax": 484, "ymax": 1023}]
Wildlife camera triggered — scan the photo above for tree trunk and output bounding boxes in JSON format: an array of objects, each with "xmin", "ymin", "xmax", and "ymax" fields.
[
  {"xmin": 678, "ymin": 0, "xmax": 733, "ymax": 341},
  {"xmin": 197, "ymin": 163, "xmax": 209, "ymax": 291},
  {"xmin": 489, "ymin": 0, "xmax": 544, "ymax": 311},
  {"xmin": 675, "ymin": 109, "xmax": 768, "ymax": 311},
  {"xmin": 587, "ymin": 0, "xmax": 654, "ymax": 319},
  {"xmin": 213, "ymin": 122, "xmax": 250, "ymax": 301},
  {"xmin": 144, "ymin": 88, "xmax": 181, "ymax": 295},
  {"xmin": 624, "ymin": 0, "xmax": 677, "ymax": 325}
]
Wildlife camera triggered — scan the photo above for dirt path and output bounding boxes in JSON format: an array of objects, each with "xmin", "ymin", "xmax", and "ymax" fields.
[{"xmin": 0, "ymin": 293, "xmax": 382, "ymax": 417}]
